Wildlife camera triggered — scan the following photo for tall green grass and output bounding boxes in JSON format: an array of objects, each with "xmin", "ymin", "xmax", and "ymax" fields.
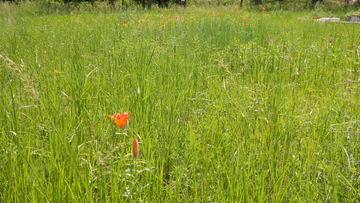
[{"xmin": 1, "ymin": 3, "xmax": 360, "ymax": 202}]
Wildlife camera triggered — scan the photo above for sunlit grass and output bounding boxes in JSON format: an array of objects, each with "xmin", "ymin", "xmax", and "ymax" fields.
[{"xmin": 1, "ymin": 3, "xmax": 360, "ymax": 202}]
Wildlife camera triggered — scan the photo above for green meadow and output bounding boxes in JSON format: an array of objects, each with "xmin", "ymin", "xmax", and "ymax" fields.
[{"xmin": 1, "ymin": 3, "xmax": 360, "ymax": 202}]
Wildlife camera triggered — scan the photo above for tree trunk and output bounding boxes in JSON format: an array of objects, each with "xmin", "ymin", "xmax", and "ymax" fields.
[
  {"xmin": 241, "ymin": 0, "xmax": 243, "ymax": 7},
  {"xmin": 110, "ymin": 0, "xmax": 114, "ymax": 8},
  {"xmin": 148, "ymin": 0, "xmax": 151, "ymax": 10},
  {"xmin": 122, "ymin": 0, "xmax": 124, "ymax": 7}
]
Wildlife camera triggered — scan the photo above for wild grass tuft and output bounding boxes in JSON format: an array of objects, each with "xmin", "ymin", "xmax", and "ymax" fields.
[{"xmin": 1, "ymin": 4, "xmax": 360, "ymax": 202}]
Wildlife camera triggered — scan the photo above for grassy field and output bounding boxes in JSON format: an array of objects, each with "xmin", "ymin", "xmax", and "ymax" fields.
[{"xmin": 1, "ymin": 3, "xmax": 360, "ymax": 202}]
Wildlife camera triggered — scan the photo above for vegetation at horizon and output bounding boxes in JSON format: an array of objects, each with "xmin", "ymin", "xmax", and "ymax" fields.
[{"xmin": 1, "ymin": 4, "xmax": 360, "ymax": 202}]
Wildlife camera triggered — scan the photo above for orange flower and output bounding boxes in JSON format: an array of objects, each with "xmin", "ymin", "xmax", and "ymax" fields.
[
  {"xmin": 133, "ymin": 138, "xmax": 139, "ymax": 158},
  {"xmin": 163, "ymin": 13, "xmax": 165, "ymax": 15},
  {"xmin": 267, "ymin": 33, "xmax": 270, "ymax": 41},
  {"xmin": 313, "ymin": 16, "xmax": 316, "ymax": 19},
  {"xmin": 265, "ymin": 14, "xmax": 269, "ymax": 17},
  {"xmin": 301, "ymin": 18, "xmax": 303, "ymax": 20},
  {"xmin": 243, "ymin": 17, "xmax": 247, "ymax": 20},
  {"xmin": 244, "ymin": 23, "xmax": 249, "ymax": 26},
  {"xmin": 263, "ymin": 8, "xmax": 266, "ymax": 10},
  {"xmin": 175, "ymin": 16, "xmax": 179, "ymax": 19},
  {"xmin": 160, "ymin": 19, "xmax": 165, "ymax": 22},
  {"xmin": 329, "ymin": 38, "xmax": 333, "ymax": 42},
  {"xmin": 236, "ymin": 9, "xmax": 238, "ymax": 11},
  {"xmin": 107, "ymin": 112, "xmax": 133, "ymax": 128}
]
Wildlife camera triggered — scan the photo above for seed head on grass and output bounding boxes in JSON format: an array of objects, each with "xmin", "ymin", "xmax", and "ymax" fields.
[
  {"xmin": 107, "ymin": 112, "xmax": 133, "ymax": 128},
  {"xmin": 133, "ymin": 138, "xmax": 139, "ymax": 158}
]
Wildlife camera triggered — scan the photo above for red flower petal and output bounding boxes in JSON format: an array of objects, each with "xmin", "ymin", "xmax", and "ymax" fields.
[{"xmin": 108, "ymin": 112, "xmax": 133, "ymax": 128}]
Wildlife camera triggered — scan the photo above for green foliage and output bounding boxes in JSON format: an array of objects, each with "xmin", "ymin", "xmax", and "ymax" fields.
[
  {"xmin": 132, "ymin": 0, "xmax": 177, "ymax": 8},
  {"xmin": 1, "ymin": 4, "xmax": 360, "ymax": 202}
]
